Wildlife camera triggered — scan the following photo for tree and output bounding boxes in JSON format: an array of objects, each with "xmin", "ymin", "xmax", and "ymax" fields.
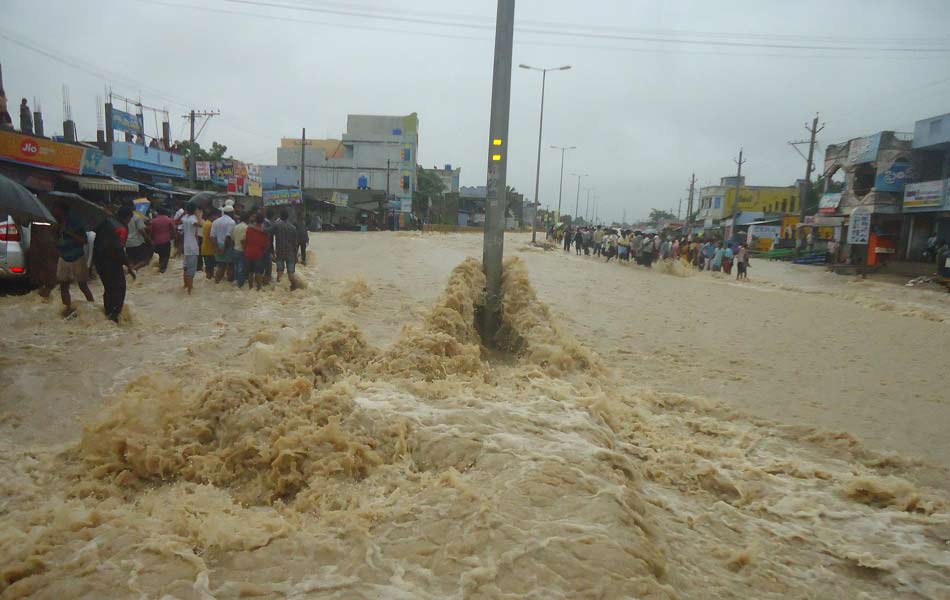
[
  {"xmin": 806, "ymin": 174, "xmax": 844, "ymax": 215},
  {"xmin": 414, "ymin": 166, "xmax": 447, "ymax": 220},
  {"xmin": 175, "ymin": 140, "xmax": 228, "ymax": 162},
  {"xmin": 647, "ymin": 208, "xmax": 677, "ymax": 224}
]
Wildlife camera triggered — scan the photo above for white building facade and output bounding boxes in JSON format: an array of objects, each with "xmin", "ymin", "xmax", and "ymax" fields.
[{"xmin": 276, "ymin": 113, "xmax": 419, "ymax": 212}]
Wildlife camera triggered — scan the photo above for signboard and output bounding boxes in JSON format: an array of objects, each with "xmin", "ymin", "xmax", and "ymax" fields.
[
  {"xmin": 874, "ymin": 162, "xmax": 915, "ymax": 192},
  {"xmin": 111, "ymin": 108, "xmax": 144, "ymax": 135},
  {"xmin": 196, "ymin": 161, "xmax": 211, "ymax": 180},
  {"xmin": 818, "ymin": 192, "xmax": 842, "ymax": 215},
  {"xmin": 329, "ymin": 191, "xmax": 349, "ymax": 207},
  {"xmin": 262, "ymin": 188, "xmax": 302, "ymax": 206},
  {"xmin": 0, "ymin": 130, "xmax": 85, "ymax": 174},
  {"xmin": 846, "ymin": 133, "xmax": 882, "ymax": 165},
  {"xmin": 903, "ymin": 180, "xmax": 945, "ymax": 210},
  {"xmin": 847, "ymin": 207, "xmax": 871, "ymax": 245},
  {"xmin": 111, "ymin": 141, "xmax": 186, "ymax": 177},
  {"xmin": 248, "ymin": 180, "xmax": 262, "ymax": 197},
  {"xmin": 80, "ymin": 147, "xmax": 113, "ymax": 176}
]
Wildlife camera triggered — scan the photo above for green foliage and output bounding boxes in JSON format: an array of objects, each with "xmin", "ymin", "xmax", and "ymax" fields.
[
  {"xmin": 175, "ymin": 140, "xmax": 228, "ymax": 161},
  {"xmin": 648, "ymin": 208, "xmax": 677, "ymax": 224},
  {"xmin": 806, "ymin": 175, "xmax": 844, "ymax": 214},
  {"xmin": 413, "ymin": 166, "xmax": 447, "ymax": 217}
]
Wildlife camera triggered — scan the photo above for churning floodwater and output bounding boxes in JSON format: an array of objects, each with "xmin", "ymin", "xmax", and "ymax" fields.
[{"xmin": 1, "ymin": 235, "xmax": 949, "ymax": 599}]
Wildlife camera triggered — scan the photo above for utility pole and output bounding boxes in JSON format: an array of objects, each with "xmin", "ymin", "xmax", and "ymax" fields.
[
  {"xmin": 789, "ymin": 113, "xmax": 825, "ymax": 228},
  {"xmin": 727, "ymin": 149, "xmax": 746, "ymax": 242},
  {"xmin": 551, "ymin": 145, "xmax": 574, "ymax": 221},
  {"xmin": 182, "ymin": 109, "xmax": 219, "ymax": 186},
  {"xmin": 678, "ymin": 197, "xmax": 683, "ymax": 220},
  {"xmin": 686, "ymin": 173, "xmax": 696, "ymax": 238},
  {"xmin": 299, "ymin": 127, "xmax": 308, "ymax": 224},
  {"xmin": 585, "ymin": 188, "xmax": 592, "ymax": 222},
  {"xmin": 385, "ymin": 158, "xmax": 391, "ymax": 229},
  {"xmin": 481, "ymin": 0, "xmax": 514, "ymax": 340},
  {"xmin": 569, "ymin": 172, "xmax": 586, "ymax": 223}
]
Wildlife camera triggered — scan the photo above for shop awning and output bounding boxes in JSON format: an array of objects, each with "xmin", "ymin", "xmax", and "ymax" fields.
[{"xmin": 61, "ymin": 175, "xmax": 140, "ymax": 192}]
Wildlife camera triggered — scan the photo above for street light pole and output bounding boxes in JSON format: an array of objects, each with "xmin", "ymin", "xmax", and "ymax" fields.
[
  {"xmin": 570, "ymin": 172, "xmax": 588, "ymax": 223},
  {"xmin": 551, "ymin": 145, "xmax": 575, "ymax": 223},
  {"xmin": 520, "ymin": 63, "xmax": 572, "ymax": 243}
]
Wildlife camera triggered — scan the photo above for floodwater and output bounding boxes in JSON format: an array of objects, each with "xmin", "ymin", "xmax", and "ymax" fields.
[{"xmin": 1, "ymin": 232, "xmax": 949, "ymax": 599}]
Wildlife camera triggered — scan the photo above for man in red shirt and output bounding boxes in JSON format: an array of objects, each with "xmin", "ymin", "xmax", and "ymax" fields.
[
  {"xmin": 243, "ymin": 213, "xmax": 270, "ymax": 291},
  {"xmin": 149, "ymin": 208, "xmax": 176, "ymax": 273}
]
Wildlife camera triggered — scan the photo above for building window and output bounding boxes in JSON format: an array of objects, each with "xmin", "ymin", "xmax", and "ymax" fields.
[
  {"xmin": 392, "ymin": 128, "xmax": 402, "ymax": 136},
  {"xmin": 402, "ymin": 147, "xmax": 411, "ymax": 162},
  {"xmin": 344, "ymin": 144, "xmax": 354, "ymax": 158},
  {"xmin": 402, "ymin": 175, "xmax": 410, "ymax": 189},
  {"xmin": 790, "ymin": 198, "xmax": 796, "ymax": 212},
  {"xmin": 714, "ymin": 197, "xmax": 721, "ymax": 209}
]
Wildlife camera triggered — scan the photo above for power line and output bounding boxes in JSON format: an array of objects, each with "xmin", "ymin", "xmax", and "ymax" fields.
[{"xmin": 223, "ymin": 0, "xmax": 950, "ymax": 54}]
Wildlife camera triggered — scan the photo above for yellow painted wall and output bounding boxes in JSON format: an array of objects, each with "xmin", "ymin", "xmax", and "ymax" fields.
[{"xmin": 724, "ymin": 187, "xmax": 800, "ymax": 215}]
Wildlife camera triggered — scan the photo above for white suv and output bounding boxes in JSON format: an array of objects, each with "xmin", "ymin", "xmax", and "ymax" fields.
[{"xmin": 0, "ymin": 216, "xmax": 29, "ymax": 279}]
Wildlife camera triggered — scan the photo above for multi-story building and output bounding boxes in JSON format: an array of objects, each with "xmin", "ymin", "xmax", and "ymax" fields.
[
  {"xmin": 697, "ymin": 176, "xmax": 799, "ymax": 233},
  {"xmin": 822, "ymin": 130, "xmax": 915, "ymax": 265},
  {"xmin": 276, "ymin": 113, "xmax": 419, "ymax": 212},
  {"xmin": 901, "ymin": 114, "xmax": 950, "ymax": 260},
  {"xmin": 432, "ymin": 164, "xmax": 460, "ymax": 193}
]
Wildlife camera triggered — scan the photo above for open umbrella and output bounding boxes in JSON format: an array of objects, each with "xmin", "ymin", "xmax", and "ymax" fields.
[
  {"xmin": 0, "ymin": 173, "xmax": 55, "ymax": 224},
  {"xmin": 188, "ymin": 191, "xmax": 228, "ymax": 209},
  {"xmin": 46, "ymin": 192, "xmax": 111, "ymax": 230}
]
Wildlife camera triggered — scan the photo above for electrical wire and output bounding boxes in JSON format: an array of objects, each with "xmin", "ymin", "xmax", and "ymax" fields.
[{"xmin": 222, "ymin": 0, "xmax": 950, "ymax": 53}]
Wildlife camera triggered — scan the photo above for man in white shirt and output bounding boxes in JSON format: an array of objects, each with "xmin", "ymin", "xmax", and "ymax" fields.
[
  {"xmin": 211, "ymin": 204, "xmax": 236, "ymax": 283},
  {"xmin": 180, "ymin": 202, "xmax": 203, "ymax": 294},
  {"xmin": 232, "ymin": 212, "xmax": 249, "ymax": 288}
]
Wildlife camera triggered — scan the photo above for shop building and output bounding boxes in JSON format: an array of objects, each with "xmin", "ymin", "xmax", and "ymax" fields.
[
  {"xmin": 902, "ymin": 113, "xmax": 950, "ymax": 260},
  {"xmin": 822, "ymin": 131, "xmax": 915, "ymax": 266}
]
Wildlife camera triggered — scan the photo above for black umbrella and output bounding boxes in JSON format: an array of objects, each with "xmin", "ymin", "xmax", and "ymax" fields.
[
  {"xmin": 46, "ymin": 191, "xmax": 111, "ymax": 230},
  {"xmin": 0, "ymin": 173, "xmax": 55, "ymax": 223},
  {"xmin": 189, "ymin": 191, "xmax": 227, "ymax": 209}
]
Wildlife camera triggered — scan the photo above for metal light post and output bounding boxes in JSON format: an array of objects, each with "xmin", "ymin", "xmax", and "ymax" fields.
[
  {"xmin": 570, "ymin": 172, "xmax": 588, "ymax": 224},
  {"xmin": 551, "ymin": 145, "xmax": 575, "ymax": 223},
  {"xmin": 584, "ymin": 187, "xmax": 594, "ymax": 223},
  {"xmin": 520, "ymin": 63, "xmax": 571, "ymax": 243}
]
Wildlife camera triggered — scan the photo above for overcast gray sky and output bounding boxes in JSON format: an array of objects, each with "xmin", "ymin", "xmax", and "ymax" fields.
[{"xmin": 3, "ymin": 0, "xmax": 950, "ymax": 223}]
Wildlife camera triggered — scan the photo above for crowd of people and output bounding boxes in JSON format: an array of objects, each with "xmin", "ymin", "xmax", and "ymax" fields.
[
  {"xmin": 549, "ymin": 224, "xmax": 751, "ymax": 279},
  {"xmin": 38, "ymin": 197, "xmax": 312, "ymax": 323}
]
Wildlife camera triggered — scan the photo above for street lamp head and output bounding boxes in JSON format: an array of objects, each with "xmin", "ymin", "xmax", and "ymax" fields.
[
  {"xmin": 558, "ymin": 65, "xmax": 572, "ymax": 70},
  {"xmin": 518, "ymin": 64, "xmax": 533, "ymax": 69}
]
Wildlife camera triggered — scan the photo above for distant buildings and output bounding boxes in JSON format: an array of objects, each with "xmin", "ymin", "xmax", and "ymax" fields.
[
  {"xmin": 276, "ymin": 113, "xmax": 419, "ymax": 213},
  {"xmin": 821, "ymin": 120, "xmax": 950, "ymax": 265},
  {"xmin": 696, "ymin": 176, "xmax": 800, "ymax": 233}
]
